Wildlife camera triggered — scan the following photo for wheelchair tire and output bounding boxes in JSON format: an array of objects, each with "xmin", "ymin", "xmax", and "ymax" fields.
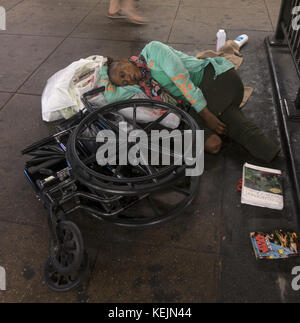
[
  {"xmin": 44, "ymin": 252, "xmax": 88, "ymax": 293},
  {"xmin": 50, "ymin": 221, "xmax": 84, "ymax": 275}
]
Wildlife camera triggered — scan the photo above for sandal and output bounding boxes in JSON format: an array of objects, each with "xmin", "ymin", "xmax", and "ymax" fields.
[
  {"xmin": 107, "ymin": 10, "xmax": 127, "ymax": 19},
  {"xmin": 121, "ymin": 10, "xmax": 149, "ymax": 25}
]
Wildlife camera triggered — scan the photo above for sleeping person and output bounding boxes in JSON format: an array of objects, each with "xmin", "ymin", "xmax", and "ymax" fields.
[{"xmin": 99, "ymin": 41, "xmax": 280, "ymax": 163}]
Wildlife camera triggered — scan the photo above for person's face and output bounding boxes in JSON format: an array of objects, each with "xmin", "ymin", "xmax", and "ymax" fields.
[{"xmin": 111, "ymin": 59, "xmax": 142, "ymax": 86}]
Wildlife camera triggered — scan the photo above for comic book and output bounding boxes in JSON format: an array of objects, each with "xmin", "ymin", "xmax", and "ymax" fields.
[
  {"xmin": 241, "ymin": 163, "xmax": 284, "ymax": 210},
  {"xmin": 250, "ymin": 230, "xmax": 300, "ymax": 259}
]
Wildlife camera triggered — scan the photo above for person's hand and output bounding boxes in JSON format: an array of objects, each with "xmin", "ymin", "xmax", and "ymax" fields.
[{"xmin": 199, "ymin": 107, "xmax": 227, "ymax": 135}]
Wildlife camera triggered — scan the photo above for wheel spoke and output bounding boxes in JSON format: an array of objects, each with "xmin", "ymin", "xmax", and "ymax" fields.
[
  {"xmin": 144, "ymin": 110, "xmax": 171, "ymax": 133},
  {"xmin": 98, "ymin": 115, "xmax": 120, "ymax": 133},
  {"xmin": 77, "ymin": 136, "xmax": 97, "ymax": 141},
  {"xmin": 133, "ymin": 104, "xmax": 137, "ymax": 129}
]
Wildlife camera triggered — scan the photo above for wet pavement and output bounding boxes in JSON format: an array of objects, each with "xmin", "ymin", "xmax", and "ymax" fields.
[{"xmin": 0, "ymin": 0, "xmax": 300, "ymax": 303}]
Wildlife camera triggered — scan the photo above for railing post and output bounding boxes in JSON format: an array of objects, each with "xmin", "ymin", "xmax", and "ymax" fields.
[
  {"xmin": 274, "ymin": 0, "xmax": 286, "ymax": 41},
  {"xmin": 296, "ymin": 88, "xmax": 300, "ymax": 109}
]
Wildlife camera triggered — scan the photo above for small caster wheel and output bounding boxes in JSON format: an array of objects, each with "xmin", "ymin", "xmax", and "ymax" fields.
[
  {"xmin": 44, "ymin": 252, "xmax": 88, "ymax": 292},
  {"xmin": 50, "ymin": 221, "xmax": 84, "ymax": 274}
]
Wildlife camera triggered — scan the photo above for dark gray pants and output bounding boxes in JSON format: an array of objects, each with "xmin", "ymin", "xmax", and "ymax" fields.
[{"xmin": 189, "ymin": 64, "xmax": 280, "ymax": 163}]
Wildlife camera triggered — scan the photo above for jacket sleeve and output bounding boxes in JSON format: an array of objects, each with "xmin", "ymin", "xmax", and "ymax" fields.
[
  {"xmin": 143, "ymin": 41, "xmax": 207, "ymax": 112},
  {"xmin": 99, "ymin": 66, "xmax": 142, "ymax": 103}
]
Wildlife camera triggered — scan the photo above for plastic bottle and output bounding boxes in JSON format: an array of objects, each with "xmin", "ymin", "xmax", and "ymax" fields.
[
  {"xmin": 234, "ymin": 34, "xmax": 249, "ymax": 48},
  {"xmin": 216, "ymin": 29, "xmax": 226, "ymax": 51}
]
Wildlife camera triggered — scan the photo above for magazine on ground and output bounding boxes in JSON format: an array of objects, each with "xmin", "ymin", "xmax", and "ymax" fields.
[
  {"xmin": 241, "ymin": 163, "xmax": 283, "ymax": 210},
  {"xmin": 250, "ymin": 230, "xmax": 300, "ymax": 259}
]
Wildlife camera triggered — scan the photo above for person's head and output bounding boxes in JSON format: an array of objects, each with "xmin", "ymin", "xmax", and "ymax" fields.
[{"xmin": 108, "ymin": 58, "xmax": 142, "ymax": 86}]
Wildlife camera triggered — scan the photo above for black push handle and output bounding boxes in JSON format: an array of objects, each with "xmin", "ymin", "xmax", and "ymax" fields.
[
  {"xmin": 81, "ymin": 86, "xmax": 106, "ymax": 111},
  {"xmin": 82, "ymin": 86, "xmax": 105, "ymax": 99}
]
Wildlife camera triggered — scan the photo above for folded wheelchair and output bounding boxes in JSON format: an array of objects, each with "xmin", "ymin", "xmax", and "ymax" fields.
[{"xmin": 22, "ymin": 87, "xmax": 201, "ymax": 292}]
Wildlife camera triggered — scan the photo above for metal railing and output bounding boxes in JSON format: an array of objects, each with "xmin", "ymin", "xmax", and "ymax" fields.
[
  {"xmin": 265, "ymin": 0, "xmax": 300, "ymax": 219},
  {"xmin": 273, "ymin": 0, "xmax": 300, "ymax": 109}
]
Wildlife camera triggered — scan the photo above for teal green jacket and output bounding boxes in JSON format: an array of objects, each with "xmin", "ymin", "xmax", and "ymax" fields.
[{"xmin": 99, "ymin": 41, "xmax": 234, "ymax": 112}]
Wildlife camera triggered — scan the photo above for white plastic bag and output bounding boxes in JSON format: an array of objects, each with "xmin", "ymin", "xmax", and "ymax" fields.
[{"xmin": 41, "ymin": 55, "xmax": 107, "ymax": 122}]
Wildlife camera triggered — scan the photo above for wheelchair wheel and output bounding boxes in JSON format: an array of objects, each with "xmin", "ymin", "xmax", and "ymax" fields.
[
  {"xmin": 50, "ymin": 221, "xmax": 84, "ymax": 275},
  {"xmin": 44, "ymin": 252, "xmax": 88, "ymax": 293},
  {"xmin": 93, "ymin": 173, "xmax": 201, "ymax": 227}
]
